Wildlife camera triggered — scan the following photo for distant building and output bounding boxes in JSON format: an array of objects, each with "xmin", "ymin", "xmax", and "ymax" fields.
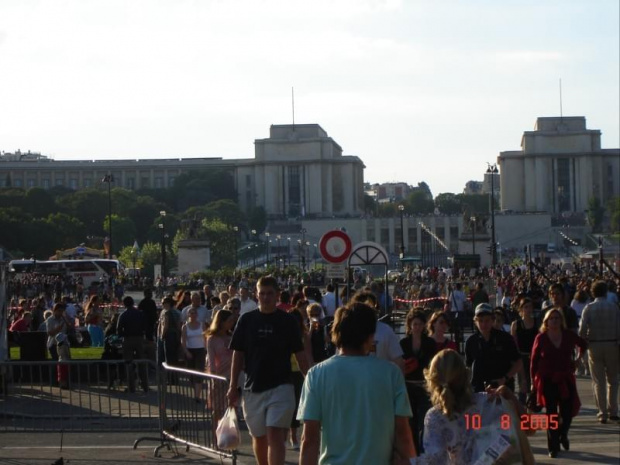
[
  {"xmin": 367, "ymin": 182, "xmax": 412, "ymax": 203},
  {"xmin": 463, "ymin": 180, "xmax": 483, "ymax": 195},
  {"xmin": 499, "ymin": 117, "xmax": 619, "ymax": 214},
  {"xmin": 0, "ymin": 124, "xmax": 365, "ymax": 219}
]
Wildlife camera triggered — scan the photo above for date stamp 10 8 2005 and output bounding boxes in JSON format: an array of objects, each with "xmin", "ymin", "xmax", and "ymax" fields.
[{"xmin": 464, "ymin": 413, "xmax": 559, "ymax": 431}]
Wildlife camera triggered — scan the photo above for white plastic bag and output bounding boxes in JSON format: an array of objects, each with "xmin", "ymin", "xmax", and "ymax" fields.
[{"xmin": 216, "ymin": 407, "xmax": 240, "ymax": 450}]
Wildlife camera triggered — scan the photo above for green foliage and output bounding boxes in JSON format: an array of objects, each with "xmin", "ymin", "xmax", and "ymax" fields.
[
  {"xmin": 247, "ymin": 206, "xmax": 267, "ymax": 234},
  {"xmin": 405, "ymin": 190, "xmax": 434, "ymax": 214},
  {"xmin": 58, "ymin": 188, "xmax": 108, "ymax": 233},
  {"xmin": 434, "ymin": 193, "xmax": 462, "ymax": 214},
  {"xmin": 138, "ymin": 241, "xmax": 166, "ymax": 278},
  {"xmin": 363, "ymin": 193, "xmax": 377, "ymax": 215},
  {"xmin": 460, "ymin": 194, "xmax": 489, "ymax": 214},
  {"xmin": 103, "ymin": 214, "xmax": 137, "ymax": 253},
  {"xmin": 169, "ymin": 168, "xmax": 236, "ymax": 211},
  {"xmin": 587, "ymin": 196, "xmax": 605, "ymax": 233},
  {"xmin": 609, "ymin": 196, "xmax": 620, "ymax": 233}
]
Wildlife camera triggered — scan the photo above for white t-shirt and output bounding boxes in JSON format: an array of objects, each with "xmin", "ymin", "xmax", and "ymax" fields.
[
  {"xmin": 370, "ymin": 321, "xmax": 403, "ymax": 362},
  {"xmin": 239, "ymin": 297, "xmax": 258, "ymax": 316},
  {"xmin": 450, "ymin": 290, "xmax": 467, "ymax": 313},
  {"xmin": 181, "ymin": 305, "xmax": 211, "ymax": 325},
  {"xmin": 322, "ymin": 291, "xmax": 338, "ymax": 318}
]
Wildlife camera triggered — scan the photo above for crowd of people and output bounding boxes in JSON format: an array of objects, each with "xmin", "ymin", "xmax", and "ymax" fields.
[{"xmin": 4, "ymin": 261, "xmax": 620, "ymax": 464}]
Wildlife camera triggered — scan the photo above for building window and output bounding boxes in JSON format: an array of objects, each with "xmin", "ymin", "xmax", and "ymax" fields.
[
  {"xmin": 42, "ymin": 179, "xmax": 50, "ymax": 189},
  {"xmin": 246, "ymin": 174, "xmax": 252, "ymax": 187},
  {"xmin": 366, "ymin": 226, "xmax": 375, "ymax": 242},
  {"xmin": 56, "ymin": 179, "xmax": 64, "ymax": 186},
  {"xmin": 126, "ymin": 178, "xmax": 135, "ymax": 189},
  {"xmin": 169, "ymin": 175, "xmax": 176, "ymax": 187},
  {"xmin": 14, "ymin": 179, "xmax": 23, "ymax": 187},
  {"xmin": 84, "ymin": 178, "xmax": 92, "ymax": 188},
  {"xmin": 141, "ymin": 177, "xmax": 150, "ymax": 188},
  {"xmin": 69, "ymin": 179, "xmax": 78, "ymax": 189},
  {"xmin": 154, "ymin": 177, "xmax": 163, "ymax": 188},
  {"xmin": 27, "ymin": 179, "xmax": 36, "ymax": 187},
  {"xmin": 288, "ymin": 166, "xmax": 301, "ymax": 216},
  {"xmin": 556, "ymin": 158, "xmax": 571, "ymax": 212}
]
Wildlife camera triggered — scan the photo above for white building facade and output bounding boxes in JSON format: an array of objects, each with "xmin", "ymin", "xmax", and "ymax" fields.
[{"xmin": 499, "ymin": 116, "xmax": 620, "ymax": 214}]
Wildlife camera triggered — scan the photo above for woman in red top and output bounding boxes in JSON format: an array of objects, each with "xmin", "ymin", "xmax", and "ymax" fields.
[{"xmin": 530, "ymin": 307, "xmax": 587, "ymax": 458}]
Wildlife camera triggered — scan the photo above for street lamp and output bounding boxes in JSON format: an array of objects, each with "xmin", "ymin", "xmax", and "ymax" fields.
[
  {"xmin": 297, "ymin": 239, "xmax": 302, "ymax": 269},
  {"xmin": 233, "ymin": 226, "xmax": 239, "ymax": 271},
  {"xmin": 265, "ymin": 232, "xmax": 270, "ymax": 266},
  {"xmin": 470, "ymin": 216, "xmax": 477, "ymax": 255},
  {"xmin": 398, "ymin": 204, "xmax": 405, "ymax": 263},
  {"xmin": 276, "ymin": 235, "xmax": 282, "ymax": 270},
  {"xmin": 101, "ymin": 174, "xmax": 114, "ymax": 259},
  {"xmin": 487, "ymin": 163, "xmax": 498, "ymax": 265},
  {"xmin": 287, "ymin": 237, "xmax": 291, "ymax": 268},
  {"xmin": 300, "ymin": 228, "xmax": 307, "ymax": 271},
  {"xmin": 159, "ymin": 210, "xmax": 167, "ymax": 284}
]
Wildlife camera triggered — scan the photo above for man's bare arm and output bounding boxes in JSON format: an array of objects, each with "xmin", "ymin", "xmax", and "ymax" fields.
[{"xmin": 299, "ymin": 419, "xmax": 320, "ymax": 465}]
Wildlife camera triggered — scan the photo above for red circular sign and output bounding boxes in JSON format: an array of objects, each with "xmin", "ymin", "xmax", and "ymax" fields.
[{"xmin": 319, "ymin": 230, "xmax": 352, "ymax": 263}]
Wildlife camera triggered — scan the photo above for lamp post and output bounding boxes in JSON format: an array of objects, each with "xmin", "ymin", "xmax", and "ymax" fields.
[
  {"xmin": 276, "ymin": 235, "xmax": 282, "ymax": 270},
  {"xmin": 300, "ymin": 228, "xmax": 307, "ymax": 271},
  {"xmin": 101, "ymin": 174, "xmax": 114, "ymax": 259},
  {"xmin": 265, "ymin": 232, "xmax": 270, "ymax": 266},
  {"xmin": 297, "ymin": 239, "xmax": 302, "ymax": 269},
  {"xmin": 487, "ymin": 163, "xmax": 498, "ymax": 265},
  {"xmin": 398, "ymin": 204, "xmax": 405, "ymax": 267},
  {"xmin": 287, "ymin": 237, "xmax": 291, "ymax": 269},
  {"xmin": 251, "ymin": 229, "xmax": 257, "ymax": 270},
  {"xmin": 233, "ymin": 226, "xmax": 239, "ymax": 271},
  {"xmin": 159, "ymin": 210, "xmax": 167, "ymax": 284},
  {"xmin": 470, "ymin": 216, "xmax": 477, "ymax": 255}
]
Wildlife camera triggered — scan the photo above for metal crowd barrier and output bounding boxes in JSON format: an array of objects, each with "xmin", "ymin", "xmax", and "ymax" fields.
[
  {"xmin": 0, "ymin": 359, "xmax": 159, "ymax": 432},
  {"xmin": 134, "ymin": 362, "xmax": 237, "ymax": 464}
]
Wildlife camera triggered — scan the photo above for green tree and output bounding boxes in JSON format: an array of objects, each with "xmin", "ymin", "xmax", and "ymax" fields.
[
  {"xmin": 59, "ymin": 189, "xmax": 108, "ymax": 233},
  {"xmin": 363, "ymin": 194, "xmax": 377, "ymax": 215},
  {"xmin": 169, "ymin": 168, "xmax": 236, "ymax": 211},
  {"xmin": 205, "ymin": 199, "xmax": 245, "ymax": 227},
  {"xmin": 24, "ymin": 188, "xmax": 57, "ymax": 217},
  {"xmin": 377, "ymin": 202, "xmax": 398, "ymax": 217},
  {"xmin": 405, "ymin": 190, "xmax": 434, "ymax": 214},
  {"xmin": 609, "ymin": 196, "xmax": 620, "ymax": 233},
  {"xmin": 137, "ymin": 241, "xmax": 165, "ymax": 279},
  {"xmin": 103, "ymin": 214, "xmax": 137, "ymax": 253},
  {"xmin": 587, "ymin": 196, "xmax": 605, "ymax": 233},
  {"xmin": 247, "ymin": 206, "xmax": 267, "ymax": 235},
  {"xmin": 43, "ymin": 213, "xmax": 87, "ymax": 250},
  {"xmin": 459, "ymin": 194, "xmax": 489, "ymax": 214},
  {"xmin": 434, "ymin": 193, "xmax": 462, "ymax": 214},
  {"xmin": 173, "ymin": 218, "xmax": 235, "ymax": 270}
]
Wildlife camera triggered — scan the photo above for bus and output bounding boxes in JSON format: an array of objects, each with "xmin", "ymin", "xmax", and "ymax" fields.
[{"xmin": 8, "ymin": 259, "xmax": 123, "ymax": 287}]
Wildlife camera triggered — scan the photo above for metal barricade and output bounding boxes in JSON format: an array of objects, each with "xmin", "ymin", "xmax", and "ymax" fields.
[
  {"xmin": 134, "ymin": 362, "xmax": 237, "ymax": 464},
  {"xmin": 0, "ymin": 359, "xmax": 158, "ymax": 432}
]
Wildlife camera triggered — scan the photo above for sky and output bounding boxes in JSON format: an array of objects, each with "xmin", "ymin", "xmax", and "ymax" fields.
[{"xmin": 0, "ymin": 0, "xmax": 618, "ymax": 196}]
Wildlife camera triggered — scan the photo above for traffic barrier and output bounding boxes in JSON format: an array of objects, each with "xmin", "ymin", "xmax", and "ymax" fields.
[
  {"xmin": 0, "ymin": 359, "xmax": 159, "ymax": 432},
  {"xmin": 134, "ymin": 362, "xmax": 237, "ymax": 464}
]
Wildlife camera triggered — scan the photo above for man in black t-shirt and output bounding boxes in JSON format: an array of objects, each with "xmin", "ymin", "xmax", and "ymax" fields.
[
  {"xmin": 465, "ymin": 303, "xmax": 522, "ymax": 393},
  {"xmin": 227, "ymin": 276, "xmax": 309, "ymax": 465}
]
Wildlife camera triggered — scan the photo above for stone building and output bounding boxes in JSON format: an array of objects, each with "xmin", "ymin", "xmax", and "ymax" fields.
[
  {"xmin": 0, "ymin": 124, "xmax": 365, "ymax": 219},
  {"xmin": 499, "ymin": 116, "xmax": 620, "ymax": 214}
]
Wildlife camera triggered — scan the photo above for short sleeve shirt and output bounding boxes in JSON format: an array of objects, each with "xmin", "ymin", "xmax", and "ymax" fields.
[
  {"xmin": 298, "ymin": 355, "xmax": 411, "ymax": 465},
  {"xmin": 465, "ymin": 329, "xmax": 520, "ymax": 392},
  {"xmin": 229, "ymin": 309, "xmax": 303, "ymax": 392}
]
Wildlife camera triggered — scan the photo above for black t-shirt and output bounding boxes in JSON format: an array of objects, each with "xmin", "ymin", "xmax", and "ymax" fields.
[
  {"xmin": 465, "ymin": 328, "xmax": 520, "ymax": 392},
  {"xmin": 544, "ymin": 305, "xmax": 579, "ymax": 331},
  {"xmin": 230, "ymin": 309, "xmax": 303, "ymax": 393}
]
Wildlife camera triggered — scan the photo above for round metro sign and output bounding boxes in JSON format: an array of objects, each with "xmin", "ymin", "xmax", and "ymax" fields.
[{"xmin": 319, "ymin": 230, "xmax": 352, "ymax": 263}]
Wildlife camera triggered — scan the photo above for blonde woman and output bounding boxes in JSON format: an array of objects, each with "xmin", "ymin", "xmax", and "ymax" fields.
[
  {"xmin": 410, "ymin": 349, "xmax": 528, "ymax": 465},
  {"xmin": 530, "ymin": 307, "xmax": 587, "ymax": 458},
  {"xmin": 181, "ymin": 308, "xmax": 207, "ymax": 402}
]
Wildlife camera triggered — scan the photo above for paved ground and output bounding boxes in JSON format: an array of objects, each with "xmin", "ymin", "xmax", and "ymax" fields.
[{"xmin": 1, "ymin": 376, "xmax": 618, "ymax": 464}]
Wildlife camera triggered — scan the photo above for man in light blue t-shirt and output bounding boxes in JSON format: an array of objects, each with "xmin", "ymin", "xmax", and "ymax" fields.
[{"xmin": 297, "ymin": 302, "xmax": 415, "ymax": 465}]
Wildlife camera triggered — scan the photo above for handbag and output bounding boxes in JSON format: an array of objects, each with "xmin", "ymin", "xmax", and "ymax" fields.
[{"xmin": 216, "ymin": 407, "xmax": 241, "ymax": 450}]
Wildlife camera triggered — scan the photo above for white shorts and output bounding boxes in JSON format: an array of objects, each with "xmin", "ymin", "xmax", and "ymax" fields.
[{"xmin": 242, "ymin": 384, "xmax": 295, "ymax": 437}]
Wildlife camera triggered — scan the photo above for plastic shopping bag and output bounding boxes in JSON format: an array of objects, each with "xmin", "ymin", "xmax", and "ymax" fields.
[
  {"xmin": 471, "ymin": 396, "xmax": 533, "ymax": 465},
  {"xmin": 216, "ymin": 407, "xmax": 240, "ymax": 450}
]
